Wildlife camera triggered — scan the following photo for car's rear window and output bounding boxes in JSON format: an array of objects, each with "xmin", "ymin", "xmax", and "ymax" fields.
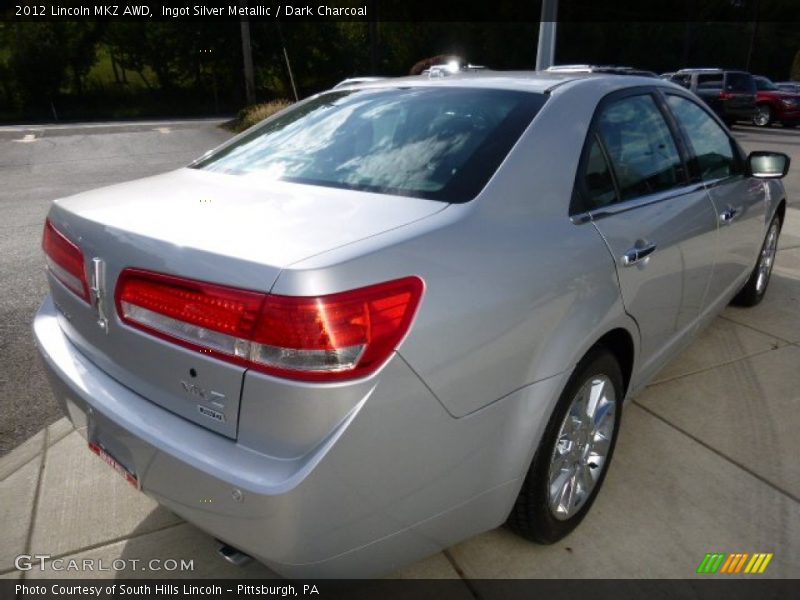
[
  {"xmin": 725, "ymin": 72, "xmax": 756, "ymax": 93},
  {"xmin": 193, "ymin": 87, "xmax": 546, "ymax": 202}
]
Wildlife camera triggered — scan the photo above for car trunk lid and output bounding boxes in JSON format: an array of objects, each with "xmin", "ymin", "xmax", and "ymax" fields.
[{"xmin": 45, "ymin": 168, "xmax": 445, "ymax": 438}]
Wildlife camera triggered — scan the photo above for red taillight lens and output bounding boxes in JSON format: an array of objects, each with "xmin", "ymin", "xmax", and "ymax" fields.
[
  {"xmin": 42, "ymin": 219, "xmax": 90, "ymax": 302},
  {"xmin": 116, "ymin": 269, "xmax": 424, "ymax": 381},
  {"xmin": 719, "ymin": 91, "xmax": 733, "ymax": 100}
]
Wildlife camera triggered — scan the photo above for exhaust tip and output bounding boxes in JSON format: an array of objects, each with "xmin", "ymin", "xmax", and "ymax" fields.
[{"xmin": 216, "ymin": 541, "xmax": 253, "ymax": 567}]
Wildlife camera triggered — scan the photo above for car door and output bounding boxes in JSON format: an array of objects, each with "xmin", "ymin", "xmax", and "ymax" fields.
[
  {"xmin": 663, "ymin": 92, "xmax": 767, "ymax": 310},
  {"xmin": 572, "ymin": 89, "xmax": 720, "ymax": 384}
]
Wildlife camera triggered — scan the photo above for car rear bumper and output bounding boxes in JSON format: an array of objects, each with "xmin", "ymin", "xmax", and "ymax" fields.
[{"xmin": 34, "ymin": 296, "xmax": 559, "ymax": 577}]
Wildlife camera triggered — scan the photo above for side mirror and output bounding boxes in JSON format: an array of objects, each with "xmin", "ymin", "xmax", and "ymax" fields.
[{"xmin": 748, "ymin": 151, "xmax": 790, "ymax": 179}]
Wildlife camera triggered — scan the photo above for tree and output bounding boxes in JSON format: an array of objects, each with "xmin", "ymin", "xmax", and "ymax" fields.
[
  {"xmin": 0, "ymin": 24, "xmax": 15, "ymax": 110},
  {"xmin": 9, "ymin": 24, "xmax": 69, "ymax": 108},
  {"xmin": 62, "ymin": 22, "xmax": 103, "ymax": 96},
  {"xmin": 8, "ymin": 22, "xmax": 101, "ymax": 110}
]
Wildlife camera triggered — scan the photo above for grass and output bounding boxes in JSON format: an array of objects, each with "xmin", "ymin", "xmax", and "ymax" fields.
[
  {"xmin": 228, "ymin": 99, "xmax": 293, "ymax": 132},
  {"xmin": 85, "ymin": 46, "xmax": 155, "ymax": 91}
]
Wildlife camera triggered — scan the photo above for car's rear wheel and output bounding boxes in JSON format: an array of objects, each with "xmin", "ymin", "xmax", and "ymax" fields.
[
  {"xmin": 731, "ymin": 215, "xmax": 781, "ymax": 307},
  {"xmin": 753, "ymin": 104, "xmax": 773, "ymax": 127},
  {"xmin": 506, "ymin": 348, "xmax": 623, "ymax": 543}
]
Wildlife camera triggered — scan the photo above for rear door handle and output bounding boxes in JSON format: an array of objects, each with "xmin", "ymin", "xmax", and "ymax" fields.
[
  {"xmin": 622, "ymin": 242, "xmax": 657, "ymax": 266},
  {"xmin": 719, "ymin": 207, "xmax": 739, "ymax": 224}
]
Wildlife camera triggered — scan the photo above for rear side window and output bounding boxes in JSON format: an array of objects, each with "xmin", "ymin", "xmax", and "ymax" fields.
[
  {"xmin": 670, "ymin": 74, "xmax": 692, "ymax": 89},
  {"xmin": 583, "ymin": 137, "xmax": 618, "ymax": 208},
  {"xmin": 666, "ymin": 95, "xmax": 742, "ymax": 181},
  {"xmin": 725, "ymin": 73, "xmax": 756, "ymax": 93},
  {"xmin": 193, "ymin": 87, "xmax": 546, "ymax": 203},
  {"xmin": 594, "ymin": 94, "xmax": 684, "ymax": 201},
  {"xmin": 697, "ymin": 74, "xmax": 723, "ymax": 89}
]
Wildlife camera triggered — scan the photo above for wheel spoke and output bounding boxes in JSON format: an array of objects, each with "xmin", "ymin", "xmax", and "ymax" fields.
[
  {"xmin": 590, "ymin": 433, "xmax": 611, "ymax": 457},
  {"xmin": 586, "ymin": 378, "xmax": 604, "ymax": 419},
  {"xmin": 580, "ymin": 462, "xmax": 596, "ymax": 488},
  {"xmin": 564, "ymin": 470, "xmax": 578, "ymax": 512},
  {"xmin": 592, "ymin": 398, "xmax": 614, "ymax": 433},
  {"xmin": 571, "ymin": 384, "xmax": 589, "ymax": 424},
  {"xmin": 550, "ymin": 448, "xmax": 571, "ymax": 475},
  {"xmin": 550, "ymin": 467, "xmax": 573, "ymax": 515}
]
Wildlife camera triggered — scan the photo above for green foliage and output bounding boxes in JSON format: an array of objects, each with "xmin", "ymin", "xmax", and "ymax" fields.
[
  {"xmin": 6, "ymin": 22, "xmax": 102, "ymax": 110},
  {"xmin": 106, "ymin": 22, "xmax": 242, "ymax": 93},
  {"xmin": 1, "ymin": 19, "xmax": 799, "ymax": 122},
  {"xmin": 63, "ymin": 22, "xmax": 104, "ymax": 95}
]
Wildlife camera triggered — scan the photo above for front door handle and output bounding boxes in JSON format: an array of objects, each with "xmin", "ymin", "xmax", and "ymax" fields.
[
  {"xmin": 719, "ymin": 207, "xmax": 739, "ymax": 224},
  {"xmin": 622, "ymin": 242, "xmax": 657, "ymax": 266}
]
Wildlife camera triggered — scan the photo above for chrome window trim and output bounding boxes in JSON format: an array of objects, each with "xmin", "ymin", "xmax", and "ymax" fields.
[
  {"xmin": 700, "ymin": 174, "xmax": 746, "ymax": 190},
  {"xmin": 570, "ymin": 182, "xmax": 708, "ymax": 224}
]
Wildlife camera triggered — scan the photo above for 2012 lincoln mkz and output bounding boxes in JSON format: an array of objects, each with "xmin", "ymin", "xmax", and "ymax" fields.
[{"xmin": 33, "ymin": 71, "xmax": 790, "ymax": 578}]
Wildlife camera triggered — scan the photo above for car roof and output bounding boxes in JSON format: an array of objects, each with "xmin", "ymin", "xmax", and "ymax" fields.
[
  {"xmin": 676, "ymin": 68, "xmax": 750, "ymax": 75},
  {"xmin": 333, "ymin": 69, "xmax": 675, "ymax": 95},
  {"xmin": 332, "ymin": 77, "xmax": 387, "ymax": 89},
  {"xmin": 547, "ymin": 64, "xmax": 656, "ymax": 76},
  {"xmin": 676, "ymin": 68, "xmax": 722, "ymax": 73}
]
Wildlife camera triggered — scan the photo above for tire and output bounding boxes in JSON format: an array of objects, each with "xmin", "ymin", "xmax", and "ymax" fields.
[
  {"xmin": 506, "ymin": 347, "xmax": 623, "ymax": 544},
  {"xmin": 753, "ymin": 104, "xmax": 772, "ymax": 127},
  {"xmin": 731, "ymin": 215, "xmax": 781, "ymax": 307},
  {"xmin": 783, "ymin": 122, "xmax": 797, "ymax": 129}
]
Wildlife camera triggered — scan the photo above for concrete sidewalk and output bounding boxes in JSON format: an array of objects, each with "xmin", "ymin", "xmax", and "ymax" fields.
[{"xmin": 3, "ymin": 209, "xmax": 800, "ymax": 581}]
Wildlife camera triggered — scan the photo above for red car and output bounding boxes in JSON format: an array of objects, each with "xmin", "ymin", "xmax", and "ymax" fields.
[{"xmin": 753, "ymin": 76, "xmax": 800, "ymax": 128}]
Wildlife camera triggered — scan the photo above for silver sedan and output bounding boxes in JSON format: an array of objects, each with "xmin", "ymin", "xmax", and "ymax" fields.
[{"xmin": 34, "ymin": 71, "xmax": 790, "ymax": 578}]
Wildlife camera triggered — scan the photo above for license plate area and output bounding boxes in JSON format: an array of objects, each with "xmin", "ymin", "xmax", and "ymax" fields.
[{"xmin": 88, "ymin": 440, "xmax": 140, "ymax": 490}]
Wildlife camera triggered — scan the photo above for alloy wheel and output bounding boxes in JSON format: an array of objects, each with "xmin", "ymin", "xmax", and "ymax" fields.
[
  {"xmin": 547, "ymin": 374, "xmax": 617, "ymax": 521},
  {"xmin": 755, "ymin": 221, "xmax": 779, "ymax": 294},
  {"xmin": 753, "ymin": 105, "xmax": 771, "ymax": 127}
]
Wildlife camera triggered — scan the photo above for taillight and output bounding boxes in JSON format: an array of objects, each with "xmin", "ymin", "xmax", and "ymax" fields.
[
  {"xmin": 719, "ymin": 91, "xmax": 733, "ymax": 100},
  {"xmin": 115, "ymin": 269, "xmax": 424, "ymax": 382},
  {"xmin": 42, "ymin": 219, "xmax": 90, "ymax": 302}
]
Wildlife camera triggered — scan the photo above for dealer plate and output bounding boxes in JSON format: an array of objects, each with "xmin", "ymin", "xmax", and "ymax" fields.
[{"xmin": 88, "ymin": 440, "xmax": 140, "ymax": 490}]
